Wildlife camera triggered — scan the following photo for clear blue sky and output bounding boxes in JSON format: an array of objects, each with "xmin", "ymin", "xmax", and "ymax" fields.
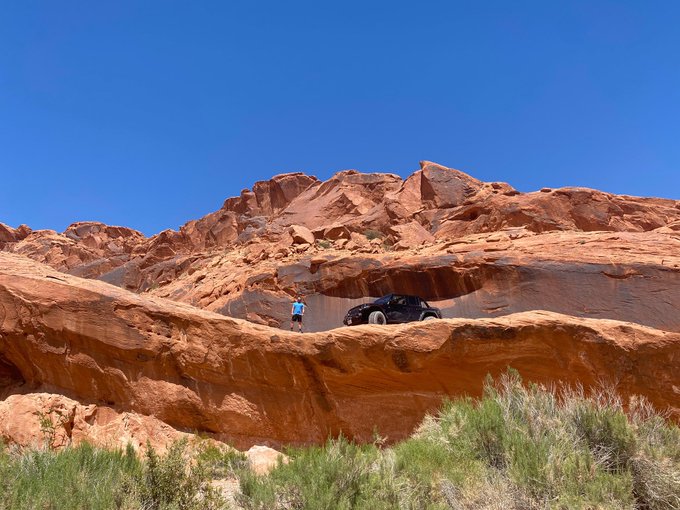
[{"xmin": 1, "ymin": 1, "xmax": 679, "ymax": 235}]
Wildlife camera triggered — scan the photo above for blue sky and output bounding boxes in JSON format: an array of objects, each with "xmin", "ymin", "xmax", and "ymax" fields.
[{"xmin": 1, "ymin": 1, "xmax": 679, "ymax": 235}]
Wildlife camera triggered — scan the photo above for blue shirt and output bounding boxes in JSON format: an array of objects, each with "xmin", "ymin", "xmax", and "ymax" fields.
[{"xmin": 292, "ymin": 302, "xmax": 305, "ymax": 315}]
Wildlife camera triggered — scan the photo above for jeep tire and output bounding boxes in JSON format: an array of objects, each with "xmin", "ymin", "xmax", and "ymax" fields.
[{"xmin": 368, "ymin": 311, "xmax": 387, "ymax": 325}]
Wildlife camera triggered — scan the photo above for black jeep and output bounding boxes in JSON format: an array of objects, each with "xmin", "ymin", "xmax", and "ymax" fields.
[{"xmin": 343, "ymin": 294, "xmax": 442, "ymax": 326}]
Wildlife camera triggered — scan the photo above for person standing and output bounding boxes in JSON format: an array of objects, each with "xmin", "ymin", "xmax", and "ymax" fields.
[{"xmin": 290, "ymin": 296, "xmax": 305, "ymax": 332}]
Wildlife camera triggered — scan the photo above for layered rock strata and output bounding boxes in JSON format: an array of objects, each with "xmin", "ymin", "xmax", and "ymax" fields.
[
  {"xmin": 1, "ymin": 253, "xmax": 678, "ymax": 448},
  {"xmin": 2, "ymin": 162, "xmax": 679, "ymax": 333}
]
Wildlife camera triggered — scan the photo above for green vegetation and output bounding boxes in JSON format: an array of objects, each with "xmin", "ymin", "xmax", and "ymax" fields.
[
  {"xmin": 362, "ymin": 229, "xmax": 383, "ymax": 241},
  {"xmin": 0, "ymin": 441, "xmax": 136, "ymax": 510},
  {"xmin": 0, "ymin": 439, "xmax": 230, "ymax": 510},
  {"xmin": 237, "ymin": 371, "xmax": 680, "ymax": 509},
  {"xmin": 0, "ymin": 371, "xmax": 678, "ymax": 509}
]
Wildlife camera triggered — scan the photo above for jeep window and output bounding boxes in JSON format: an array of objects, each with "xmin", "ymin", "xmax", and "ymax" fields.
[
  {"xmin": 407, "ymin": 296, "xmax": 420, "ymax": 307},
  {"xmin": 420, "ymin": 299, "xmax": 429, "ymax": 308},
  {"xmin": 393, "ymin": 296, "xmax": 407, "ymax": 306},
  {"xmin": 374, "ymin": 295, "xmax": 392, "ymax": 305}
]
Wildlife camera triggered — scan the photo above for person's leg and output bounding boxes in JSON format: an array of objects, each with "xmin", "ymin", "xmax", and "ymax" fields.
[
  {"xmin": 290, "ymin": 317, "xmax": 294, "ymax": 330},
  {"xmin": 299, "ymin": 318, "xmax": 303, "ymax": 332}
]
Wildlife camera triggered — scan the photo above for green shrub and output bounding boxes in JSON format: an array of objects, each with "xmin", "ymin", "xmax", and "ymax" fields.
[
  {"xmin": 126, "ymin": 439, "xmax": 223, "ymax": 510},
  {"xmin": 0, "ymin": 371, "xmax": 677, "ymax": 509},
  {"xmin": 0, "ymin": 442, "xmax": 140, "ymax": 510},
  {"xmin": 0, "ymin": 439, "xmax": 228, "ymax": 510},
  {"xmin": 195, "ymin": 441, "xmax": 249, "ymax": 478},
  {"xmin": 235, "ymin": 370, "xmax": 679, "ymax": 509},
  {"xmin": 363, "ymin": 229, "xmax": 383, "ymax": 241},
  {"xmin": 238, "ymin": 436, "xmax": 437, "ymax": 509}
]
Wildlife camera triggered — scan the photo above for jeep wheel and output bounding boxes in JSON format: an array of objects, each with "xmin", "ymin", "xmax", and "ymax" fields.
[
  {"xmin": 368, "ymin": 311, "xmax": 387, "ymax": 325},
  {"xmin": 423, "ymin": 315, "xmax": 437, "ymax": 321}
]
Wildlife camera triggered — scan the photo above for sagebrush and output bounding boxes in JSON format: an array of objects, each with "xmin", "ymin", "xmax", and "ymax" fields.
[{"xmin": 0, "ymin": 370, "xmax": 678, "ymax": 509}]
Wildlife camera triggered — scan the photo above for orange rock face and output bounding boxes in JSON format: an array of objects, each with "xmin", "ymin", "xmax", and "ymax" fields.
[
  {"xmin": 1, "ymin": 162, "xmax": 680, "ymax": 449},
  {"xmin": 0, "ymin": 392, "xmax": 188, "ymax": 451},
  {"xmin": 0, "ymin": 253, "xmax": 678, "ymax": 449},
  {"xmin": 2, "ymin": 162, "xmax": 679, "ymax": 333}
]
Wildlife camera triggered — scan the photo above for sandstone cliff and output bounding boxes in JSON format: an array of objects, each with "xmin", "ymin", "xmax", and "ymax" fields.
[
  {"xmin": 1, "ymin": 253, "xmax": 678, "ymax": 449},
  {"xmin": 2, "ymin": 162, "xmax": 679, "ymax": 450},
  {"xmin": 2, "ymin": 162, "xmax": 679, "ymax": 333}
]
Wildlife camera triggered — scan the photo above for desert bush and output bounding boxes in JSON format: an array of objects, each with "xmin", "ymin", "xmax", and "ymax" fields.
[
  {"xmin": 34, "ymin": 406, "xmax": 71, "ymax": 449},
  {"xmin": 124, "ymin": 439, "xmax": 224, "ymax": 510},
  {"xmin": 235, "ymin": 370, "xmax": 679, "ymax": 509},
  {"xmin": 0, "ymin": 439, "xmax": 228, "ymax": 510},
  {"xmin": 194, "ymin": 441, "xmax": 249, "ymax": 479},
  {"xmin": 363, "ymin": 229, "xmax": 383, "ymax": 241},
  {"xmin": 0, "ymin": 372, "xmax": 677, "ymax": 509},
  {"xmin": 238, "ymin": 436, "xmax": 437, "ymax": 509},
  {"xmin": 0, "ymin": 442, "xmax": 140, "ymax": 510}
]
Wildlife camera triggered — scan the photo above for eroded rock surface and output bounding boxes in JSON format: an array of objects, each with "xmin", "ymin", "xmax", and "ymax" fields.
[
  {"xmin": 3, "ymin": 162, "xmax": 679, "ymax": 294},
  {"xmin": 2, "ymin": 163, "xmax": 679, "ymax": 448},
  {"xmin": 0, "ymin": 392, "xmax": 188, "ymax": 451},
  {"xmin": 145, "ymin": 230, "xmax": 680, "ymax": 333},
  {"xmin": 1, "ymin": 253, "xmax": 678, "ymax": 449}
]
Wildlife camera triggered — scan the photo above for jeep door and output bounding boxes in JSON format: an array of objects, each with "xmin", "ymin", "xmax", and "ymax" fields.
[
  {"xmin": 386, "ymin": 295, "xmax": 409, "ymax": 323},
  {"xmin": 406, "ymin": 296, "xmax": 423, "ymax": 320}
]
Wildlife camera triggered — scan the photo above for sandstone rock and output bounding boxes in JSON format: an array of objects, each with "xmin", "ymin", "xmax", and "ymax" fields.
[
  {"xmin": 323, "ymin": 225, "xmax": 351, "ymax": 240},
  {"xmin": 310, "ymin": 256, "xmax": 329, "ymax": 266},
  {"xmin": 653, "ymin": 227, "xmax": 676, "ymax": 234},
  {"xmin": 256, "ymin": 230, "xmax": 680, "ymax": 332},
  {"xmin": 395, "ymin": 161, "xmax": 484, "ymax": 217},
  {"xmin": 389, "ymin": 221, "xmax": 434, "ymax": 250},
  {"xmin": 272, "ymin": 170, "xmax": 403, "ymax": 234},
  {"xmin": 243, "ymin": 243, "xmax": 268, "ymax": 264},
  {"xmin": 1, "ymin": 164, "xmax": 679, "ymax": 456},
  {"xmin": 223, "ymin": 173, "xmax": 319, "ymax": 217},
  {"xmin": 246, "ymin": 445, "xmax": 288, "ymax": 475},
  {"xmin": 3, "ymin": 164, "xmax": 680, "ymax": 356},
  {"xmin": 289, "ymin": 225, "xmax": 315, "ymax": 245},
  {"xmin": 0, "ymin": 223, "xmax": 32, "ymax": 244},
  {"xmin": 0, "ymin": 252, "xmax": 678, "ymax": 450},
  {"xmin": 0, "ymin": 392, "xmax": 189, "ymax": 452},
  {"xmin": 5, "ymin": 162, "xmax": 680, "ymax": 308},
  {"xmin": 349, "ymin": 232, "xmax": 370, "ymax": 247},
  {"xmin": 181, "ymin": 210, "xmax": 238, "ymax": 250},
  {"xmin": 0, "ymin": 223, "xmax": 16, "ymax": 243}
]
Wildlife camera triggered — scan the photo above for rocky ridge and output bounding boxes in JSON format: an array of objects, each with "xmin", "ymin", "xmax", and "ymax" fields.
[
  {"xmin": 2, "ymin": 161, "xmax": 680, "ymax": 332},
  {"xmin": 1, "ymin": 162, "xmax": 679, "ymax": 450},
  {"xmin": 1, "ymin": 252, "xmax": 678, "ymax": 450}
]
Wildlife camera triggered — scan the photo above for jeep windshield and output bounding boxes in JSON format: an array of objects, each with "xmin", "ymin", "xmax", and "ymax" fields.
[{"xmin": 373, "ymin": 295, "xmax": 393, "ymax": 305}]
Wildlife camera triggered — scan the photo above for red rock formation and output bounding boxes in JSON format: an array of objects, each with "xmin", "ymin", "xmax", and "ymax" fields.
[
  {"xmin": 1, "ymin": 162, "xmax": 679, "ymax": 451},
  {"xmin": 3, "ymin": 162, "xmax": 679, "ymax": 282},
  {"xmin": 3, "ymin": 163, "xmax": 679, "ymax": 336},
  {"xmin": 141, "ymin": 229, "xmax": 680, "ymax": 333},
  {"xmin": 0, "ymin": 392, "xmax": 188, "ymax": 451},
  {"xmin": 223, "ymin": 172, "xmax": 320, "ymax": 216},
  {"xmin": 1, "ymin": 253, "xmax": 678, "ymax": 449}
]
